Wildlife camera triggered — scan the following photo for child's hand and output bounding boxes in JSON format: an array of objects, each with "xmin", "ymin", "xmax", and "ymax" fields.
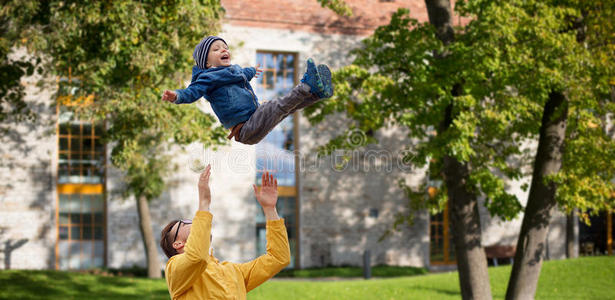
[
  {"xmin": 254, "ymin": 64, "xmax": 263, "ymax": 79},
  {"xmin": 162, "ymin": 90, "xmax": 177, "ymax": 102}
]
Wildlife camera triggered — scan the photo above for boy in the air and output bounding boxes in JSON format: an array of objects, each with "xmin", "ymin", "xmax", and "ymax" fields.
[{"xmin": 162, "ymin": 36, "xmax": 333, "ymax": 145}]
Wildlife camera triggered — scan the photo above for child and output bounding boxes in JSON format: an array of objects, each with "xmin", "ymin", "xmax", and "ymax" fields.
[{"xmin": 162, "ymin": 36, "xmax": 333, "ymax": 145}]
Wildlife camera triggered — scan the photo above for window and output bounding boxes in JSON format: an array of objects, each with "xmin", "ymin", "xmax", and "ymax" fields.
[
  {"xmin": 430, "ymin": 201, "xmax": 455, "ymax": 265},
  {"xmin": 579, "ymin": 210, "xmax": 613, "ymax": 256},
  {"xmin": 254, "ymin": 51, "xmax": 299, "ymax": 268},
  {"xmin": 254, "ymin": 52, "xmax": 296, "ymax": 103},
  {"xmin": 57, "ymin": 191, "xmax": 105, "ymax": 269},
  {"xmin": 609, "ymin": 211, "xmax": 613, "ymax": 255},
  {"xmin": 57, "ymin": 116, "xmax": 104, "ymax": 184},
  {"xmin": 56, "ymin": 77, "xmax": 106, "ymax": 270}
]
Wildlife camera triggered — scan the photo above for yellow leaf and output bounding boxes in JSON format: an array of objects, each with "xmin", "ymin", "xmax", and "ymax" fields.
[{"xmin": 428, "ymin": 186, "xmax": 438, "ymax": 199}]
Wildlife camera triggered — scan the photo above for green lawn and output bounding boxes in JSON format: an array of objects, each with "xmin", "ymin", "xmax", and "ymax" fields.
[
  {"xmin": 0, "ymin": 270, "xmax": 168, "ymax": 300},
  {"xmin": 251, "ymin": 256, "xmax": 615, "ymax": 300},
  {"xmin": 0, "ymin": 256, "xmax": 612, "ymax": 300},
  {"xmin": 276, "ymin": 265, "xmax": 427, "ymax": 278}
]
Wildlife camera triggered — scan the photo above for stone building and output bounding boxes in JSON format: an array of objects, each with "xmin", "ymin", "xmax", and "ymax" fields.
[{"xmin": 0, "ymin": 0, "xmax": 579, "ymax": 272}]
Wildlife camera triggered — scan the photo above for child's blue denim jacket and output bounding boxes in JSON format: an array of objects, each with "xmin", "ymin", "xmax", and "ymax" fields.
[{"xmin": 174, "ymin": 65, "xmax": 259, "ymax": 129}]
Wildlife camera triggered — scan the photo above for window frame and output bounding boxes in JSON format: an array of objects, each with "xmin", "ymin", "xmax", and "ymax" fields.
[
  {"xmin": 430, "ymin": 201, "xmax": 455, "ymax": 265},
  {"xmin": 55, "ymin": 75, "xmax": 107, "ymax": 270},
  {"xmin": 254, "ymin": 51, "xmax": 301, "ymax": 268}
]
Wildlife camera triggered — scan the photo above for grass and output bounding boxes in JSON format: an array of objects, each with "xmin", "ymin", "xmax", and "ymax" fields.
[
  {"xmin": 0, "ymin": 270, "xmax": 168, "ymax": 300},
  {"xmin": 0, "ymin": 256, "xmax": 612, "ymax": 300},
  {"xmin": 276, "ymin": 265, "xmax": 427, "ymax": 278},
  {"xmin": 250, "ymin": 256, "xmax": 615, "ymax": 300}
]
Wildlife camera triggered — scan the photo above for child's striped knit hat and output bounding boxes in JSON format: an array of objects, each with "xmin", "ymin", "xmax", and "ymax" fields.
[{"xmin": 193, "ymin": 36, "xmax": 227, "ymax": 69}]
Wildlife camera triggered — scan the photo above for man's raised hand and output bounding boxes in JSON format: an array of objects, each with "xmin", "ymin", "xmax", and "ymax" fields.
[
  {"xmin": 253, "ymin": 171, "xmax": 278, "ymax": 209},
  {"xmin": 198, "ymin": 165, "xmax": 211, "ymax": 211}
]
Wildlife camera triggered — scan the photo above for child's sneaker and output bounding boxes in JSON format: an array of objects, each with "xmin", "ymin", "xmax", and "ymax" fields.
[
  {"xmin": 317, "ymin": 64, "xmax": 333, "ymax": 98},
  {"xmin": 301, "ymin": 58, "xmax": 326, "ymax": 98}
]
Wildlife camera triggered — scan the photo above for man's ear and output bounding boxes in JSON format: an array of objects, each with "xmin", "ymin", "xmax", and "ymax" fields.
[{"xmin": 172, "ymin": 241, "xmax": 184, "ymax": 250}]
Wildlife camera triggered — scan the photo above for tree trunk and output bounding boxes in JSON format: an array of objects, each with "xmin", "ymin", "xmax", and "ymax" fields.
[
  {"xmin": 136, "ymin": 194, "xmax": 162, "ymax": 278},
  {"xmin": 426, "ymin": 1, "xmax": 492, "ymax": 299},
  {"xmin": 425, "ymin": 0, "xmax": 455, "ymax": 44},
  {"xmin": 506, "ymin": 91, "xmax": 568, "ymax": 300},
  {"xmin": 566, "ymin": 208, "xmax": 578, "ymax": 258},
  {"xmin": 443, "ymin": 155, "xmax": 493, "ymax": 300}
]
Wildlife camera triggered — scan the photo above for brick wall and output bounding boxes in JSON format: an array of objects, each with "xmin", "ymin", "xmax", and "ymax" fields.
[{"xmin": 221, "ymin": 0, "xmax": 431, "ymax": 35}]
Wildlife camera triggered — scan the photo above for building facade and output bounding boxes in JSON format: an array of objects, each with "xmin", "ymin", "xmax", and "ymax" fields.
[{"xmin": 1, "ymin": 0, "xmax": 590, "ymax": 272}]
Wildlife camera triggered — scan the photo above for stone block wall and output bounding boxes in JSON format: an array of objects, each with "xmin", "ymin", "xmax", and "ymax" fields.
[
  {"xmin": 299, "ymin": 120, "xmax": 431, "ymax": 268},
  {"xmin": 0, "ymin": 49, "xmax": 58, "ymax": 269}
]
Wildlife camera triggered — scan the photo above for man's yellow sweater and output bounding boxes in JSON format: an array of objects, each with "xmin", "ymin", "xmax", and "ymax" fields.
[{"xmin": 165, "ymin": 211, "xmax": 290, "ymax": 299}]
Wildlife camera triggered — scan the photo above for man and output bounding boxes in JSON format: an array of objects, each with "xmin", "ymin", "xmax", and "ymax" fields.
[{"xmin": 159, "ymin": 165, "xmax": 290, "ymax": 299}]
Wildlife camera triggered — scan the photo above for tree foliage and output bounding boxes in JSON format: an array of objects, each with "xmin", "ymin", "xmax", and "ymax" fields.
[
  {"xmin": 3, "ymin": 0, "xmax": 228, "ymax": 277},
  {"xmin": 305, "ymin": 0, "xmax": 615, "ymax": 222},
  {"xmin": 0, "ymin": 1, "xmax": 41, "ymax": 127},
  {"xmin": 316, "ymin": 0, "xmax": 353, "ymax": 17},
  {"xmin": 10, "ymin": 0, "xmax": 228, "ymax": 200}
]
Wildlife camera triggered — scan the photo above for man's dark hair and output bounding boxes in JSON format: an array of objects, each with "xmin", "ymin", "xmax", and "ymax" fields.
[{"xmin": 160, "ymin": 220, "xmax": 180, "ymax": 259}]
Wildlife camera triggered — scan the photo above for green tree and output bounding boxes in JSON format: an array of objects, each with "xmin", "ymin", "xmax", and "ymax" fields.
[
  {"xmin": 7, "ymin": 0, "xmax": 227, "ymax": 278},
  {"xmin": 0, "ymin": 2, "xmax": 40, "ymax": 133},
  {"xmin": 483, "ymin": 1, "xmax": 615, "ymax": 298},
  {"xmin": 307, "ymin": 1, "xmax": 494, "ymax": 297},
  {"xmin": 316, "ymin": 0, "xmax": 353, "ymax": 16},
  {"xmin": 305, "ymin": 0, "xmax": 615, "ymax": 299}
]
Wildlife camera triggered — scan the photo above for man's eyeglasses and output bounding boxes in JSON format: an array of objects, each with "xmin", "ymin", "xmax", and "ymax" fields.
[{"xmin": 172, "ymin": 219, "xmax": 192, "ymax": 243}]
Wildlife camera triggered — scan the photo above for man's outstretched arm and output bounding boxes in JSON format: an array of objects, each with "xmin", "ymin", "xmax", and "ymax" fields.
[
  {"xmin": 165, "ymin": 165, "xmax": 213, "ymax": 298},
  {"xmin": 237, "ymin": 172, "xmax": 291, "ymax": 292}
]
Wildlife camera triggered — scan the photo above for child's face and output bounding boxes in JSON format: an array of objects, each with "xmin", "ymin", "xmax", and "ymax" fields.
[{"xmin": 206, "ymin": 40, "xmax": 231, "ymax": 68}]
